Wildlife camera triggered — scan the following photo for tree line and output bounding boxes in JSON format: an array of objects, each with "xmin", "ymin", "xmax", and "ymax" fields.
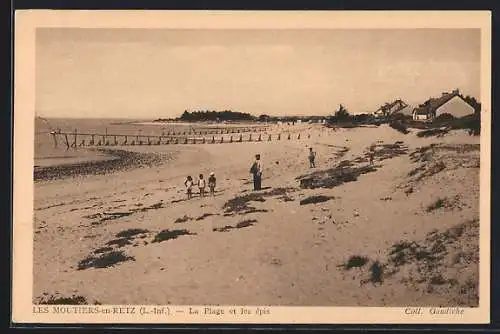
[
  {"xmin": 179, "ymin": 110, "xmax": 256, "ymax": 121},
  {"xmin": 158, "ymin": 110, "xmax": 327, "ymax": 123}
]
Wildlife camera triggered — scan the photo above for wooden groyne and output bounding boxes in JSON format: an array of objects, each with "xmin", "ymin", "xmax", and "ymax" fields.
[{"xmin": 50, "ymin": 127, "xmax": 312, "ymax": 149}]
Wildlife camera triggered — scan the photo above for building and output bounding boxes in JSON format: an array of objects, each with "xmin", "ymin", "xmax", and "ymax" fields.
[
  {"xmin": 373, "ymin": 99, "xmax": 408, "ymax": 118},
  {"xmin": 412, "ymin": 89, "xmax": 475, "ymax": 121}
]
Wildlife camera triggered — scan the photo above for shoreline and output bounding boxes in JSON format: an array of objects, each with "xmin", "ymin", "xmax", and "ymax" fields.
[
  {"xmin": 134, "ymin": 121, "xmax": 272, "ymax": 127},
  {"xmin": 34, "ymin": 148, "xmax": 170, "ymax": 182}
]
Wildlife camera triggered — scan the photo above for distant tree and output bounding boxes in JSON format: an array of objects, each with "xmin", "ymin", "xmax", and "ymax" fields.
[
  {"xmin": 433, "ymin": 113, "xmax": 456, "ymax": 124},
  {"xmin": 388, "ymin": 112, "xmax": 412, "ymax": 123},
  {"xmin": 177, "ymin": 109, "xmax": 256, "ymax": 122},
  {"xmin": 258, "ymin": 114, "xmax": 271, "ymax": 122},
  {"xmin": 461, "ymin": 95, "xmax": 481, "ymax": 113},
  {"xmin": 380, "ymin": 102, "xmax": 392, "ymax": 116},
  {"xmin": 180, "ymin": 110, "xmax": 191, "ymax": 121},
  {"xmin": 329, "ymin": 104, "xmax": 350, "ymax": 123},
  {"xmin": 352, "ymin": 113, "xmax": 373, "ymax": 124}
]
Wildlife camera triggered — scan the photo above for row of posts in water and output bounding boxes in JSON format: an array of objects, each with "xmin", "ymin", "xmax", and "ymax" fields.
[{"xmin": 51, "ymin": 131, "xmax": 310, "ymax": 149}]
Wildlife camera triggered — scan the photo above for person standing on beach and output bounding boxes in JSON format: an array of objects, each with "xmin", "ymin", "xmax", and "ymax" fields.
[
  {"xmin": 208, "ymin": 172, "xmax": 217, "ymax": 197},
  {"xmin": 198, "ymin": 174, "xmax": 206, "ymax": 197},
  {"xmin": 184, "ymin": 176, "xmax": 194, "ymax": 200},
  {"xmin": 250, "ymin": 154, "xmax": 263, "ymax": 191},
  {"xmin": 308, "ymin": 147, "xmax": 316, "ymax": 168},
  {"xmin": 369, "ymin": 144, "xmax": 376, "ymax": 165}
]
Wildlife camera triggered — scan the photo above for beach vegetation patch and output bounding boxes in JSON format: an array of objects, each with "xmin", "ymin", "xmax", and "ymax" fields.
[
  {"xmin": 297, "ymin": 164, "xmax": 377, "ymax": 189},
  {"xmin": 389, "ymin": 121, "xmax": 410, "ymax": 134},
  {"xmin": 93, "ymin": 246, "xmax": 114, "ymax": 254},
  {"xmin": 344, "ymin": 219, "xmax": 479, "ymax": 304},
  {"xmin": 235, "ymin": 219, "xmax": 257, "ymax": 228},
  {"xmin": 115, "ymin": 228, "xmax": 149, "ymax": 238},
  {"xmin": 213, "ymin": 219, "xmax": 257, "ymax": 232},
  {"xmin": 223, "ymin": 193, "xmax": 265, "ymax": 213},
  {"xmin": 106, "ymin": 238, "xmax": 133, "ymax": 248},
  {"xmin": 213, "ymin": 225, "xmax": 234, "ymax": 232},
  {"xmin": 35, "ymin": 293, "xmax": 90, "ymax": 305},
  {"xmin": 417, "ymin": 128, "xmax": 449, "ymax": 138},
  {"xmin": 77, "ymin": 251, "xmax": 135, "ymax": 270},
  {"xmin": 279, "ymin": 195, "xmax": 295, "ymax": 202},
  {"xmin": 223, "ymin": 187, "xmax": 296, "ymax": 213},
  {"xmin": 388, "ymin": 240, "xmax": 434, "ymax": 267},
  {"xmin": 152, "ymin": 229, "xmax": 196, "ymax": 243},
  {"xmin": 299, "ymin": 195, "xmax": 335, "ymax": 206},
  {"xmin": 363, "ymin": 261, "xmax": 385, "ymax": 285},
  {"xmin": 195, "ymin": 213, "xmax": 218, "ymax": 221},
  {"xmin": 372, "ymin": 143, "xmax": 409, "ymax": 160},
  {"xmin": 427, "ymin": 198, "xmax": 445, "ymax": 212},
  {"xmin": 339, "ymin": 255, "xmax": 370, "ymax": 270},
  {"xmin": 174, "ymin": 215, "xmax": 193, "ymax": 224},
  {"xmin": 425, "ymin": 196, "xmax": 462, "ymax": 213}
]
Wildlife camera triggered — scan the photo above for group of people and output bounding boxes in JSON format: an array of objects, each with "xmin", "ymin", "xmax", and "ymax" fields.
[
  {"xmin": 182, "ymin": 147, "xmax": 319, "ymax": 199},
  {"xmin": 184, "ymin": 172, "xmax": 217, "ymax": 199}
]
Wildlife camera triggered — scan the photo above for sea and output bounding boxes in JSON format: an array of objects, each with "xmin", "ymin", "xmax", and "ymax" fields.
[{"xmin": 34, "ymin": 117, "xmax": 264, "ymax": 167}]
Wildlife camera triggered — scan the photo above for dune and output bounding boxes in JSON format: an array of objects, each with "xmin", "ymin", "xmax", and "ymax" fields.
[{"xmin": 33, "ymin": 123, "xmax": 480, "ymax": 307}]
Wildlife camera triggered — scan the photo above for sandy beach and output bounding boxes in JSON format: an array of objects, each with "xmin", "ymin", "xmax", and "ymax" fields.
[{"xmin": 33, "ymin": 122, "xmax": 480, "ymax": 307}]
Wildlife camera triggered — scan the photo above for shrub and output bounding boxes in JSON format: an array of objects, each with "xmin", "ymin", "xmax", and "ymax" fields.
[
  {"xmin": 389, "ymin": 121, "xmax": 409, "ymax": 134},
  {"xmin": 427, "ymin": 198, "xmax": 445, "ymax": 212},
  {"xmin": 195, "ymin": 213, "xmax": 217, "ymax": 221},
  {"xmin": 36, "ymin": 294, "xmax": 89, "ymax": 305},
  {"xmin": 174, "ymin": 215, "xmax": 192, "ymax": 224},
  {"xmin": 298, "ymin": 164, "xmax": 377, "ymax": 189},
  {"xmin": 450, "ymin": 113, "xmax": 480, "ymax": 135},
  {"xmin": 235, "ymin": 219, "xmax": 257, "ymax": 228},
  {"xmin": 340, "ymin": 255, "xmax": 370, "ymax": 270},
  {"xmin": 299, "ymin": 195, "xmax": 335, "ymax": 205},
  {"xmin": 417, "ymin": 128, "xmax": 449, "ymax": 138},
  {"xmin": 406, "ymin": 120, "xmax": 431, "ymax": 130},
  {"xmin": 388, "ymin": 113, "xmax": 412, "ymax": 122},
  {"xmin": 152, "ymin": 229, "xmax": 196, "ymax": 243},
  {"xmin": 115, "ymin": 228, "xmax": 149, "ymax": 238},
  {"xmin": 106, "ymin": 238, "xmax": 132, "ymax": 247},
  {"xmin": 77, "ymin": 251, "xmax": 135, "ymax": 270},
  {"xmin": 213, "ymin": 219, "xmax": 257, "ymax": 232},
  {"xmin": 433, "ymin": 113, "xmax": 456, "ymax": 124},
  {"xmin": 223, "ymin": 188, "xmax": 295, "ymax": 213}
]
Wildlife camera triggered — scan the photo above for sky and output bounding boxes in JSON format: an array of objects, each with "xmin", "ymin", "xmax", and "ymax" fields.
[{"xmin": 35, "ymin": 28, "xmax": 481, "ymax": 118}]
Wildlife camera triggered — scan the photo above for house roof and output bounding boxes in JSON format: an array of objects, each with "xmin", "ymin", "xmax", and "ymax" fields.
[
  {"xmin": 413, "ymin": 90, "xmax": 469, "ymax": 115},
  {"xmin": 397, "ymin": 105, "xmax": 414, "ymax": 116},
  {"xmin": 374, "ymin": 99, "xmax": 408, "ymax": 115}
]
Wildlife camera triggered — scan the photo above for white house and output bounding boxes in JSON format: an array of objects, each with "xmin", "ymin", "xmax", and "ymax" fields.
[
  {"xmin": 412, "ymin": 89, "xmax": 476, "ymax": 121},
  {"xmin": 435, "ymin": 95, "xmax": 475, "ymax": 118},
  {"xmin": 413, "ymin": 111, "xmax": 430, "ymax": 121}
]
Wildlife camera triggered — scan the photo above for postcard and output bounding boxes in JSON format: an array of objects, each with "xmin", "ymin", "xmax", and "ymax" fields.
[{"xmin": 13, "ymin": 10, "xmax": 491, "ymax": 324}]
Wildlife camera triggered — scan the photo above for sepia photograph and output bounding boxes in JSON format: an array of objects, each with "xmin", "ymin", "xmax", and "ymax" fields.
[{"xmin": 13, "ymin": 11, "xmax": 491, "ymax": 324}]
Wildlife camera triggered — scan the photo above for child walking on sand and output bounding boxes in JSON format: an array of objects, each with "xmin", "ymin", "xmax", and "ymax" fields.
[
  {"xmin": 184, "ymin": 175, "xmax": 194, "ymax": 200},
  {"xmin": 208, "ymin": 172, "xmax": 216, "ymax": 197},
  {"xmin": 198, "ymin": 174, "xmax": 206, "ymax": 198}
]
